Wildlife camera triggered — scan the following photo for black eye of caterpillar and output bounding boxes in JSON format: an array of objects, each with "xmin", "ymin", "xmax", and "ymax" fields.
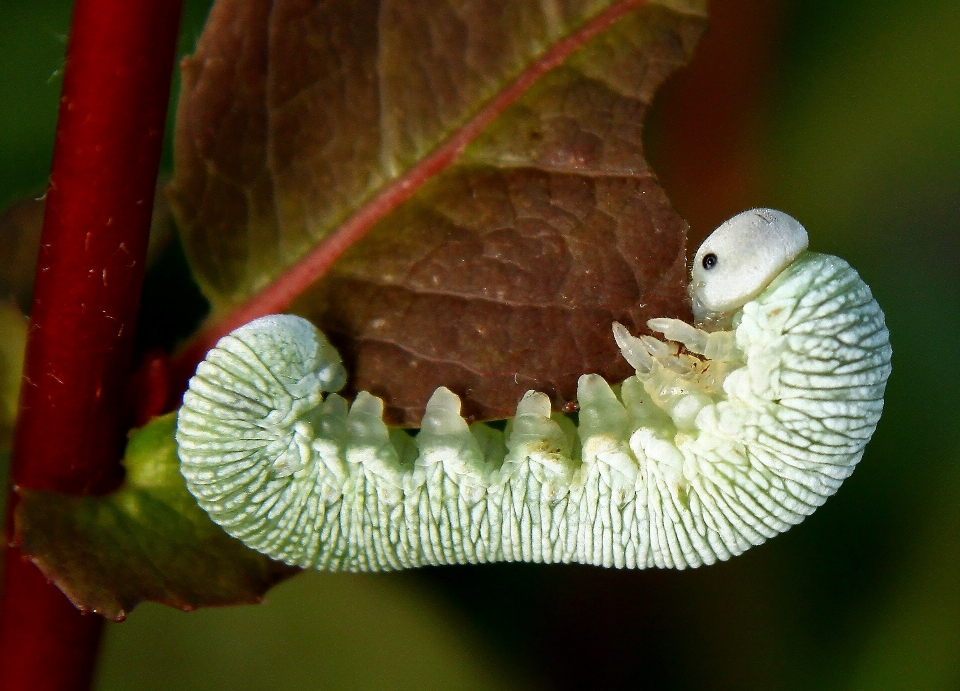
[{"xmin": 702, "ymin": 253, "xmax": 718, "ymax": 270}]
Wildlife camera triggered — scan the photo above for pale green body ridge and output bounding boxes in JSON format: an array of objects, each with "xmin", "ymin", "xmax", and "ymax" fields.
[{"xmin": 177, "ymin": 249, "xmax": 892, "ymax": 571}]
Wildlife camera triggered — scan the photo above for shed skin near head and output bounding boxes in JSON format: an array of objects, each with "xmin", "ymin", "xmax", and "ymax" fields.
[{"xmin": 690, "ymin": 208, "xmax": 809, "ymax": 327}]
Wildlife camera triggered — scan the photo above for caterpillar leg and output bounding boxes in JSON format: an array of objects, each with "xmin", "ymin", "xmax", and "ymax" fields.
[
  {"xmin": 646, "ymin": 318, "xmax": 738, "ymax": 361},
  {"xmin": 612, "ymin": 320, "xmax": 736, "ymax": 430},
  {"xmin": 612, "ymin": 322, "xmax": 690, "ymax": 374},
  {"xmin": 612, "ymin": 321, "xmax": 730, "ymax": 376}
]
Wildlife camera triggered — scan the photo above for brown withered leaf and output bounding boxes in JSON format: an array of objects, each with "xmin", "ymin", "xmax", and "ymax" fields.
[
  {"xmin": 171, "ymin": 0, "xmax": 707, "ymax": 424},
  {"xmin": 15, "ymin": 414, "xmax": 296, "ymax": 620}
]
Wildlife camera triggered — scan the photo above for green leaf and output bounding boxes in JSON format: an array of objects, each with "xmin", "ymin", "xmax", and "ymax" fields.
[
  {"xmin": 170, "ymin": 0, "xmax": 707, "ymax": 425},
  {"xmin": 14, "ymin": 413, "xmax": 296, "ymax": 621}
]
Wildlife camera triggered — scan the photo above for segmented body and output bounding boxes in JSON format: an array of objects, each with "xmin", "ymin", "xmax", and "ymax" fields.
[{"xmin": 176, "ymin": 251, "xmax": 891, "ymax": 570}]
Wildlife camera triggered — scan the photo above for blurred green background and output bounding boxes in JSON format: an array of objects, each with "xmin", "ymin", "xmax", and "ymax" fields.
[{"xmin": 1, "ymin": 0, "xmax": 959, "ymax": 689}]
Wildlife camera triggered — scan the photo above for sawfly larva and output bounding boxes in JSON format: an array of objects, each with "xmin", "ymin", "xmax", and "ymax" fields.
[{"xmin": 176, "ymin": 209, "xmax": 891, "ymax": 570}]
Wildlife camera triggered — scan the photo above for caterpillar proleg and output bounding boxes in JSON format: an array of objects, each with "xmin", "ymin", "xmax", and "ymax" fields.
[{"xmin": 176, "ymin": 209, "xmax": 892, "ymax": 570}]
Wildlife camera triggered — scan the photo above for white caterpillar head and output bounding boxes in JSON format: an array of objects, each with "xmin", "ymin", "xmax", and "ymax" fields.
[{"xmin": 690, "ymin": 208, "xmax": 808, "ymax": 328}]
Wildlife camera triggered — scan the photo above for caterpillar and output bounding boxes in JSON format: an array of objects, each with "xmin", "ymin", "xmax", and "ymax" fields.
[{"xmin": 176, "ymin": 209, "xmax": 892, "ymax": 571}]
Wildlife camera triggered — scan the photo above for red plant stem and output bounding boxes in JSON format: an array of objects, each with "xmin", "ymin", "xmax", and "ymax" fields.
[
  {"xmin": 170, "ymin": 0, "xmax": 655, "ymax": 394},
  {"xmin": 0, "ymin": 0, "xmax": 183, "ymax": 689}
]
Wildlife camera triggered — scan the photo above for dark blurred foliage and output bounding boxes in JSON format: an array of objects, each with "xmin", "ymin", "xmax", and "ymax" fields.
[{"xmin": 1, "ymin": 0, "xmax": 958, "ymax": 689}]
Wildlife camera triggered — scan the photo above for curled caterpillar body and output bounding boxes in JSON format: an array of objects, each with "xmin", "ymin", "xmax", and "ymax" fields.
[{"xmin": 176, "ymin": 210, "xmax": 892, "ymax": 571}]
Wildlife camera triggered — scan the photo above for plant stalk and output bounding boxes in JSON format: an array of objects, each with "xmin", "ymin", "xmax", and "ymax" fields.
[{"xmin": 0, "ymin": 0, "xmax": 183, "ymax": 688}]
